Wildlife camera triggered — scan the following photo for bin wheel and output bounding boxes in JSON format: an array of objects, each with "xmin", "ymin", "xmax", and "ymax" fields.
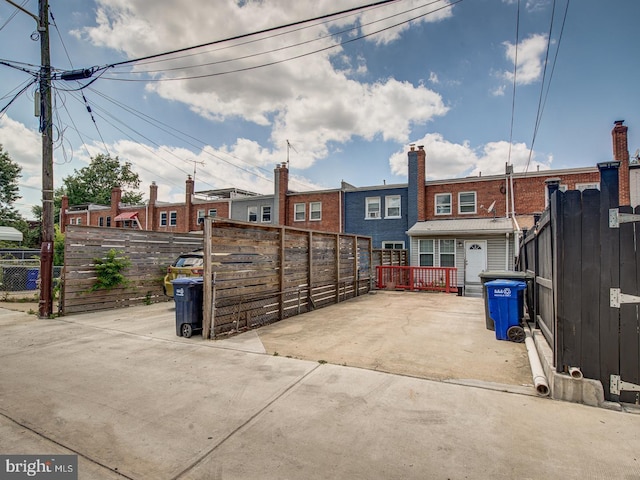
[
  {"xmin": 507, "ymin": 325, "xmax": 525, "ymax": 343},
  {"xmin": 181, "ymin": 324, "xmax": 193, "ymax": 338}
]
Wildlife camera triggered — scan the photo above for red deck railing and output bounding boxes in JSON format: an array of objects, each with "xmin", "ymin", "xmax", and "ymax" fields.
[{"xmin": 376, "ymin": 266, "xmax": 458, "ymax": 293}]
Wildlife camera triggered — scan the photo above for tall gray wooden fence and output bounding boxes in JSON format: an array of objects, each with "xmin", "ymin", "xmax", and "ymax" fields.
[{"xmin": 520, "ymin": 162, "xmax": 640, "ymax": 403}]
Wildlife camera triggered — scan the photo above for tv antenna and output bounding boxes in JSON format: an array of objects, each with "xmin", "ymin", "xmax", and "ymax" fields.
[
  {"xmin": 189, "ymin": 158, "xmax": 205, "ymax": 185},
  {"xmin": 286, "ymin": 140, "xmax": 298, "ymax": 168}
]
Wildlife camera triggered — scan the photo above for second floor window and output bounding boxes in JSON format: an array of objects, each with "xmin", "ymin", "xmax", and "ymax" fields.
[
  {"xmin": 197, "ymin": 209, "xmax": 205, "ymax": 224},
  {"xmin": 248, "ymin": 206, "xmax": 258, "ymax": 222},
  {"xmin": 261, "ymin": 206, "xmax": 271, "ymax": 223},
  {"xmin": 160, "ymin": 212, "xmax": 167, "ymax": 227},
  {"xmin": 294, "ymin": 203, "xmax": 305, "ymax": 221},
  {"xmin": 169, "ymin": 211, "xmax": 177, "ymax": 226},
  {"xmin": 366, "ymin": 197, "xmax": 381, "ymax": 219},
  {"xmin": 99, "ymin": 217, "xmax": 104, "ymax": 227},
  {"xmin": 310, "ymin": 202, "xmax": 322, "ymax": 221},
  {"xmin": 458, "ymin": 192, "xmax": 476, "ymax": 214},
  {"xmin": 208, "ymin": 208, "xmax": 217, "ymax": 217},
  {"xmin": 435, "ymin": 193, "xmax": 452, "ymax": 215},
  {"xmin": 385, "ymin": 195, "xmax": 401, "ymax": 218}
]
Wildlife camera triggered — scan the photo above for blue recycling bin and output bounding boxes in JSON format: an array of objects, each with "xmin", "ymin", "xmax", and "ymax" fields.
[
  {"xmin": 171, "ymin": 277, "xmax": 204, "ymax": 338},
  {"xmin": 485, "ymin": 279, "xmax": 527, "ymax": 342},
  {"xmin": 26, "ymin": 268, "xmax": 39, "ymax": 290}
]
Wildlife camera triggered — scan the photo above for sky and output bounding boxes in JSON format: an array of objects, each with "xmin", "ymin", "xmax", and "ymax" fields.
[{"xmin": 1, "ymin": 0, "xmax": 639, "ymax": 219}]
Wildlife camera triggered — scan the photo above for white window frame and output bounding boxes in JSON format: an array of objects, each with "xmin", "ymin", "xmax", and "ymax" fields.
[
  {"xmin": 435, "ymin": 193, "xmax": 452, "ymax": 215},
  {"xmin": 385, "ymin": 195, "xmax": 401, "ymax": 218},
  {"xmin": 545, "ymin": 184, "xmax": 568, "ymax": 206},
  {"xmin": 261, "ymin": 205, "xmax": 271, "ymax": 223},
  {"xmin": 294, "ymin": 203, "xmax": 305, "ymax": 222},
  {"xmin": 418, "ymin": 239, "xmax": 434, "ymax": 267},
  {"xmin": 197, "ymin": 209, "xmax": 205, "ymax": 224},
  {"xmin": 366, "ymin": 197, "xmax": 381, "ymax": 219},
  {"xmin": 382, "ymin": 241, "xmax": 405, "ymax": 250},
  {"xmin": 458, "ymin": 191, "xmax": 477, "ymax": 214},
  {"xmin": 169, "ymin": 211, "xmax": 177, "ymax": 226},
  {"xmin": 247, "ymin": 206, "xmax": 258, "ymax": 222},
  {"xmin": 76, "ymin": 217, "xmax": 82, "ymax": 225},
  {"xmin": 208, "ymin": 208, "xmax": 217, "ymax": 217},
  {"xmin": 160, "ymin": 211, "xmax": 168, "ymax": 227},
  {"xmin": 439, "ymin": 239, "xmax": 456, "ymax": 267},
  {"xmin": 310, "ymin": 202, "xmax": 322, "ymax": 221}
]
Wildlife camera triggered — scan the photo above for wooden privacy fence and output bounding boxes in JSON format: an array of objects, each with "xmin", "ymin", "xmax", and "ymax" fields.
[
  {"xmin": 519, "ymin": 163, "xmax": 640, "ymax": 403},
  {"xmin": 371, "ymin": 249, "xmax": 408, "ymax": 268},
  {"xmin": 204, "ymin": 220, "xmax": 372, "ymax": 337},
  {"xmin": 376, "ymin": 266, "xmax": 458, "ymax": 293},
  {"xmin": 61, "ymin": 226, "xmax": 203, "ymax": 314}
]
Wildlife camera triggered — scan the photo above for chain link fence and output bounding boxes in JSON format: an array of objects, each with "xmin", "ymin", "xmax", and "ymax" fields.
[{"xmin": 0, "ymin": 260, "xmax": 62, "ymax": 293}]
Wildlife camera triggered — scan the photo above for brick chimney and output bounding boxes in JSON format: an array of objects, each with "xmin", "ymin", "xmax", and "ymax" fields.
[
  {"xmin": 274, "ymin": 162, "xmax": 289, "ymax": 225},
  {"xmin": 408, "ymin": 144, "xmax": 426, "ymax": 227},
  {"xmin": 149, "ymin": 181, "xmax": 158, "ymax": 230},
  {"xmin": 185, "ymin": 176, "xmax": 194, "ymax": 232},
  {"xmin": 60, "ymin": 195, "xmax": 69, "ymax": 233},
  {"xmin": 110, "ymin": 187, "xmax": 121, "ymax": 227},
  {"xmin": 612, "ymin": 120, "xmax": 630, "ymax": 205}
]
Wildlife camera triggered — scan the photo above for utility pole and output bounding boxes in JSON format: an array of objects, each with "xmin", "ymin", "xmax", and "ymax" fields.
[
  {"xmin": 38, "ymin": 0, "xmax": 54, "ymax": 318},
  {"xmin": 5, "ymin": 0, "xmax": 54, "ymax": 317}
]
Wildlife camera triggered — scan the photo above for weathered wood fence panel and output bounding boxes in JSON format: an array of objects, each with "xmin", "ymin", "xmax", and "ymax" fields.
[
  {"xmin": 372, "ymin": 249, "xmax": 408, "ymax": 268},
  {"xmin": 62, "ymin": 226, "xmax": 203, "ymax": 314},
  {"xmin": 209, "ymin": 221, "xmax": 372, "ymax": 335}
]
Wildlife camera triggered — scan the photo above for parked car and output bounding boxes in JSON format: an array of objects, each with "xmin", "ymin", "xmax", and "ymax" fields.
[{"xmin": 163, "ymin": 251, "xmax": 204, "ymax": 297}]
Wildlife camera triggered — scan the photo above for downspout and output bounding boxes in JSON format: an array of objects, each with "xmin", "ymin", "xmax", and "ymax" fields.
[{"xmin": 145, "ymin": 201, "xmax": 149, "ymax": 230}]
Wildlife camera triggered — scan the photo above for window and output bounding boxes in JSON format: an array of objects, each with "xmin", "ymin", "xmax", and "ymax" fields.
[
  {"xmin": 208, "ymin": 208, "xmax": 217, "ymax": 217},
  {"xmin": 458, "ymin": 192, "xmax": 476, "ymax": 214},
  {"xmin": 99, "ymin": 217, "xmax": 104, "ymax": 227},
  {"xmin": 261, "ymin": 206, "xmax": 271, "ymax": 223},
  {"xmin": 545, "ymin": 184, "xmax": 568, "ymax": 206},
  {"xmin": 576, "ymin": 182, "xmax": 600, "ymax": 191},
  {"xmin": 435, "ymin": 193, "xmax": 452, "ymax": 215},
  {"xmin": 385, "ymin": 195, "xmax": 401, "ymax": 218},
  {"xmin": 310, "ymin": 202, "xmax": 322, "ymax": 221},
  {"xmin": 418, "ymin": 239, "xmax": 434, "ymax": 266},
  {"xmin": 366, "ymin": 197, "xmax": 381, "ymax": 219},
  {"xmin": 197, "ymin": 209, "xmax": 205, "ymax": 224},
  {"xmin": 169, "ymin": 211, "xmax": 177, "ymax": 226},
  {"xmin": 106, "ymin": 216, "xmax": 111, "ymax": 227},
  {"xmin": 69, "ymin": 218, "xmax": 75, "ymax": 225},
  {"xmin": 76, "ymin": 217, "xmax": 82, "ymax": 225},
  {"xmin": 294, "ymin": 203, "xmax": 305, "ymax": 221},
  {"xmin": 248, "ymin": 206, "xmax": 258, "ymax": 222},
  {"xmin": 160, "ymin": 212, "xmax": 167, "ymax": 227},
  {"xmin": 382, "ymin": 241, "xmax": 405, "ymax": 250},
  {"xmin": 439, "ymin": 239, "xmax": 455, "ymax": 267}
]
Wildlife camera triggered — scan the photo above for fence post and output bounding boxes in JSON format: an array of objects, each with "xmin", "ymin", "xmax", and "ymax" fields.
[{"xmin": 203, "ymin": 217, "xmax": 213, "ymax": 339}]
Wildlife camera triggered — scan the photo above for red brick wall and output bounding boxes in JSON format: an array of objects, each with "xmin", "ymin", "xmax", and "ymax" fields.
[
  {"xmin": 416, "ymin": 146, "xmax": 426, "ymax": 221},
  {"xmin": 287, "ymin": 191, "xmax": 342, "ymax": 233},
  {"xmin": 613, "ymin": 121, "xmax": 630, "ymax": 205}
]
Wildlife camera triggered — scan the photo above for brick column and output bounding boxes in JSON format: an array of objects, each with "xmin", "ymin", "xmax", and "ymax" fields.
[
  {"xmin": 274, "ymin": 163, "xmax": 288, "ymax": 225},
  {"xmin": 612, "ymin": 120, "xmax": 630, "ymax": 205}
]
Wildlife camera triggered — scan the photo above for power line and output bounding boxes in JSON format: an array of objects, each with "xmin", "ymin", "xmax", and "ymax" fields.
[{"xmin": 506, "ymin": 0, "xmax": 520, "ymax": 168}]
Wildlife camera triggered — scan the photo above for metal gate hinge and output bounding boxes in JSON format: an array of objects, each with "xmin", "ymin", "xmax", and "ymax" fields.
[
  {"xmin": 609, "ymin": 208, "xmax": 640, "ymax": 228},
  {"xmin": 610, "ymin": 288, "xmax": 640, "ymax": 308},
  {"xmin": 610, "ymin": 375, "xmax": 640, "ymax": 395}
]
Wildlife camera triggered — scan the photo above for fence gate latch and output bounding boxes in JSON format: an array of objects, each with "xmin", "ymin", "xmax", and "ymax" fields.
[
  {"xmin": 609, "ymin": 208, "xmax": 640, "ymax": 228},
  {"xmin": 610, "ymin": 288, "xmax": 640, "ymax": 308},
  {"xmin": 610, "ymin": 375, "xmax": 640, "ymax": 395}
]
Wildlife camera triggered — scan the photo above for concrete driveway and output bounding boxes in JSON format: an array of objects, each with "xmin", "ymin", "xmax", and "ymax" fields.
[{"xmin": 1, "ymin": 294, "xmax": 639, "ymax": 479}]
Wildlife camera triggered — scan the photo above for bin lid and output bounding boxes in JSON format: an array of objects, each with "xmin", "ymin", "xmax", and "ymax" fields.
[
  {"xmin": 170, "ymin": 277, "xmax": 204, "ymax": 285},
  {"xmin": 479, "ymin": 270, "xmax": 533, "ymax": 279},
  {"xmin": 485, "ymin": 279, "xmax": 526, "ymax": 289}
]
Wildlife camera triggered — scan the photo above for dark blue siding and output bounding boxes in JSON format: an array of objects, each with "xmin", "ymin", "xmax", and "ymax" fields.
[{"xmin": 344, "ymin": 187, "xmax": 409, "ymax": 248}]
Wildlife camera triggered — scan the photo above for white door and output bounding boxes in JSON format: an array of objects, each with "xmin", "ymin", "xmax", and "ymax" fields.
[{"xmin": 465, "ymin": 240, "xmax": 487, "ymax": 284}]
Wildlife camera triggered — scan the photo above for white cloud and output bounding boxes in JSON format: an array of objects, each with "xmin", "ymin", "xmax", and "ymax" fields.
[
  {"xmin": 388, "ymin": 133, "xmax": 551, "ymax": 179},
  {"xmin": 502, "ymin": 34, "xmax": 548, "ymax": 85},
  {"xmin": 429, "ymin": 72, "xmax": 439, "ymax": 84},
  {"xmin": 73, "ymin": 0, "xmax": 451, "ymax": 171}
]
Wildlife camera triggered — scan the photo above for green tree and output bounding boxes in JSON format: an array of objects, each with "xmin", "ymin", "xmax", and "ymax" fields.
[
  {"xmin": 56, "ymin": 154, "xmax": 144, "ymax": 208},
  {"xmin": 0, "ymin": 144, "xmax": 22, "ymax": 224}
]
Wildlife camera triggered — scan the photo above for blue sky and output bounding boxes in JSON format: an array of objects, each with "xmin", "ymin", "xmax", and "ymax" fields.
[{"xmin": 1, "ymin": 0, "xmax": 638, "ymax": 219}]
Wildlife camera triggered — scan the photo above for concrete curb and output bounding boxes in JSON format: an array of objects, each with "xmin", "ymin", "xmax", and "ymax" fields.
[{"xmin": 531, "ymin": 328, "xmax": 622, "ymax": 410}]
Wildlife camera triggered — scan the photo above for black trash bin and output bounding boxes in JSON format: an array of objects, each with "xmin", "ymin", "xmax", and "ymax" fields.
[
  {"xmin": 479, "ymin": 270, "xmax": 533, "ymax": 330},
  {"xmin": 172, "ymin": 277, "xmax": 204, "ymax": 338}
]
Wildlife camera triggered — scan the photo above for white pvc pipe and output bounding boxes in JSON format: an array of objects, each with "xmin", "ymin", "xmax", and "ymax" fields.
[
  {"xmin": 568, "ymin": 366, "xmax": 584, "ymax": 380},
  {"xmin": 524, "ymin": 325, "xmax": 550, "ymax": 396}
]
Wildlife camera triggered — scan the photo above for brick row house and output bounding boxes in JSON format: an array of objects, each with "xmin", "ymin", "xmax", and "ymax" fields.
[{"xmin": 61, "ymin": 121, "xmax": 635, "ymax": 292}]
